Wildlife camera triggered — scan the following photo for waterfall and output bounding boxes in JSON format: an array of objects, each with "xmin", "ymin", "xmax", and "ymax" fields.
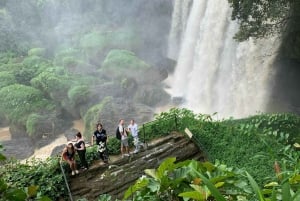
[{"xmin": 167, "ymin": 0, "xmax": 280, "ymax": 117}]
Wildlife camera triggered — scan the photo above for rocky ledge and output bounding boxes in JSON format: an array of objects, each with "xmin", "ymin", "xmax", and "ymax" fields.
[{"xmin": 69, "ymin": 132, "xmax": 206, "ymax": 200}]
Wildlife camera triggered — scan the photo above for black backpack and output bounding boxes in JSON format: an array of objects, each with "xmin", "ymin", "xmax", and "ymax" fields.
[{"xmin": 116, "ymin": 127, "xmax": 121, "ymax": 140}]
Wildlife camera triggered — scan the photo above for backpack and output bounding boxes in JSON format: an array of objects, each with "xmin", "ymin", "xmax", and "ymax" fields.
[{"xmin": 116, "ymin": 127, "xmax": 121, "ymax": 140}]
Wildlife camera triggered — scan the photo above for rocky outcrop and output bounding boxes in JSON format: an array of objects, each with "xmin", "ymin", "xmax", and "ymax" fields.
[{"xmin": 68, "ymin": 132, "xmax": 206, "ymax": 200}]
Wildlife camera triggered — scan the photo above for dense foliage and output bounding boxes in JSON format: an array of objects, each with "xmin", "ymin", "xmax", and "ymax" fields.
[
  {"xmin": 0, "ymin": 0, "xmax": 172, "ymax": 147},
  {"xmin": 228, "ymin": 0, "xmax": 298, "ymax": 41},
  {"xmin": 1, "ymin": 109, "xmax": 300, "ymax": 200},
  {"xmin": 146, "ymin": 108, "xmax": 300, "ymax": 185}
]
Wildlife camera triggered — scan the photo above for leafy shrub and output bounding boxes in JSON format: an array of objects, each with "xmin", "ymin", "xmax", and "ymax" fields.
[
  {"xmin": 26, "ymin": 113, "xmax": 56, "ymax": 138},
  {"xmin": 140, "ymin": 108, "xmax": 300, "ymax": 186},
  {"xmin": 54, "ymin": 48, "xmax": 81, "ymax": 66},
  {"xmin": 28, "ymin": 48, "xmax": 46, "ymax": 57},
  {"xmin": 0, "ymin": 71, "xmax": 17, "ymax": 88},
  {"xmin": 15, "ymin": 56, "xmax": 49, "ymax": 85},
  {"xmin": 125, "ymin": 156, "xmax": 300, "ymax": 201},
  {"xmin": 80, "ymin": 29, "xmax": 140, "ymax": 60},
  {"xmin": 102, "ymin": 49, "xmax": 150, "ymax": 73},
  {"xmin": 0, "ymin": 52, "xmax": 16, "ymax": 64},
  {"xmin": 83, "ymin": 97, "xmax": 113, "ymax": 140},
  {"xmin": 85, "ymin": 145, "xmax": 100, "ymax": 165},
  {"xmin": 30, "ymin": 68, "xmax": 71, "ymax": 101},
  {"xmin": 0, "ymin": 156, "xmax": 65, "ymax": 200},
  {"xmin": 106, "ymin": 137, "xmax": 121, "ymax": 155},
  {"xmin": 0, "ymin": 84, "xmax": 54, "ymax": 125},
  {"xmin": 0, "ymin": 63, "xmax": 23, "ymax": 74},
  {"xmin": 68, "ymin": 85, "xmax": 90, "ymax": 106}
]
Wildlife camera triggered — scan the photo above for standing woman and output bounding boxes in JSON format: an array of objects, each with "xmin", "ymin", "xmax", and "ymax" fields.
[
  {"xmin": 74, "ymin": 132, "xmax": 88, "ymax": 170},
  {"xmin": 61, "ymin": 142, "xmax": 79, "ymax": 175},
  {"xmin": 92, "ymin": 123, "xmax": 109, "ymax": 163}
]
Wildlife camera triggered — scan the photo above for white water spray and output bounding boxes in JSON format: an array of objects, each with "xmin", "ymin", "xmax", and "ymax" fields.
[{"xmin": 168, "ymin": 0, "xmax": 280, "ymax": 117}]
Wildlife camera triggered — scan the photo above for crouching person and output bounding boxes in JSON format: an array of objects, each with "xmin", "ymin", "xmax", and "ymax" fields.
[{"xmin": 61, "ymin": 142, "xmax": 79, "ymax": 175}]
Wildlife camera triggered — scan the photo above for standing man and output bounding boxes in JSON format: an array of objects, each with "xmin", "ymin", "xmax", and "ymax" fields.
[
  {"xmin": 118, "ymin": 119, "xmax": 130, "ymax": 157},
  {"xmin": 128, "ymin": 119, "xmax": 140, "ymax": 153}
]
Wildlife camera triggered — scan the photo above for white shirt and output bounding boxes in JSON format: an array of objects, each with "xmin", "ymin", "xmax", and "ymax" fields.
[
  {"xmin": 128, "ymin": 123, "xmax": 138, "ymax": 137},
  {"xmin": 119, "ymin": 124, "xmax": 127, "ymax": 140}
]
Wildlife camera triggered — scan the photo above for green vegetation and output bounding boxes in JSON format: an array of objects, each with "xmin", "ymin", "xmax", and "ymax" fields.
[
  {"xmin": 146, "ymin": 108, "xmax": 300, "ymax": 185},
  {"xmin": 228, "ymin": 0, "xmax": 297, "ymax": 41},
  {"xmin": 83, "ymin": 97, "xmax": 113, "ymax": 140},
  {"xmin": 102, "ymin": 49, "xmax": 150, "ymax": 75},
  {"xmin": 0, "ymin": 84, "xmax": 54, "ymax": 124},
  {"xmin": 28, "ymin": 48, "xmax": 46, "ymax": 57},
  {"xmin": 0, "ymin": 71, "xmax": 16, "ymax": 88},
  {"xmin": 1, "ymin": 109, "xmax": 300, "ymax": 200},
  {"xmin": 124, "ymin": 156, "xmax": 300, "ymax": 201},
  {"xmin": 0, "ymin": 144, "xmax": 53, "ymax": 201}
]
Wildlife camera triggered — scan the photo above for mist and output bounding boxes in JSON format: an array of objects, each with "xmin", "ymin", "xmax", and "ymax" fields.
[{"xmin": 0, "ymin": 0, "xmax": 174, "ymax": 159}]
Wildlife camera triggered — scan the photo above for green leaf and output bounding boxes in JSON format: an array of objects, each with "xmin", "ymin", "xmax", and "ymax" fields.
[
  {"xmin": 156, "ymin": 157, "xmax": 176, "ymax": 179},
  {"xmin": 179, "ymin": 191, "xmax": 206, "ymax": 201},
  {"xmin": 246, "ymin": 171, "xmax": 265, "ymax": 201},
  {"xmin": 144, "ymin": 169, "xmax": 157, "ymax": 180},
  {"xmin": 282, "ymin": 180, "xmax": 291, "ymax": 201},
  {"xmin": 202, "ymin": 162, "xmax": 215, "ymax": 172},
  {"xmin": 4, "ymin": 188, "xmax": 27, "ymax": 201},
  {"xmin": 0, "ymin": 179, "xmax": 8, "ymax": 192},
  {"xmin": 215, "ymin": 182, "xmax": 225, "ymax": 188},
  {"xmin": 0, "ymin": 153, "xmax": 6, "ymax": 161},
  {"xmin": 192, "ymin": 169, "xmax": 226, "ymax": 201},
  {"xmin": 27, "ymin": 185, "xmax": 38, "ymax": 198},
  {"xmin": 37, "ymin": 196, "xmax": 53, "ymax": 201},
  {"xmin": 123, "ymin": 178, "xmax": 149, "ymax": 200},
  {"xmin": 291, "ymin": 190, "xmax": 300, "ymax": 201}
]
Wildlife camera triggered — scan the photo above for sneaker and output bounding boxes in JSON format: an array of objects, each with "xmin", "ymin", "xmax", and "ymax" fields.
[
  {"xmin": 124, "ymin": 153, "xmax": 130, "ymax": 157},
  {"xmin": 75, "ymin": 170, "xmax": 79, "ymax": 174},
  {"xmin": 71, "ymin": 171, "xmax": 75, "ymax": 176}
]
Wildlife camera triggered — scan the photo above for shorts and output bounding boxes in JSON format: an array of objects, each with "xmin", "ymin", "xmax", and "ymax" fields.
[
  {"xmin": 121, "ymin": 138, "xmax": 128, "ymax": 147},
  {"xmin": 63, "ymin": 153, "xmax": 74, "ymax": 161}
]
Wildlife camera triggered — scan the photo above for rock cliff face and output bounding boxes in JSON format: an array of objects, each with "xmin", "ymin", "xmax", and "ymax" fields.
[{"xmin": 68, "ymin": 132, "xmax": 206, "ymax": 200}]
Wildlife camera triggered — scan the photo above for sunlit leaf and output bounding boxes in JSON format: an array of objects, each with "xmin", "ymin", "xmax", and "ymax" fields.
[
  {"xmin": 156, "ymin": 157, "xmax": 176, "ymax": 179},
  {"xmin": 202, "ymin": 162, "xmax": 215, "ymax": 172},
  {"xmin": 179, "ymin": 191, "xmax": 206, "ymax": 201},
  {"xmin": 123, "ymin": 178, "xmax": 149, "ymax": 200},
  {"xmin": 264, "ymin": 182, "xmax": 278, "ymax": 188},
  {"xmin": 37, "ymin": 196, "xmax": 52, "ymax": 201},
  {"xmin": 144, "ymin": 169, "xmax": 157, "ymax": 180},
  {"xmin": 27, "ymin": 185, "xmax": 38, "ymax": 198},
  {"xmin": 215, "ymin": 182, "xmax": 225, "ymax": 188}
]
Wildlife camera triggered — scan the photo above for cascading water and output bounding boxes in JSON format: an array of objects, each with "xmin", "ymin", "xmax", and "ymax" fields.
[{"xmin": 167, "ymin": 0, "xmax": 280, "ymax": 117}]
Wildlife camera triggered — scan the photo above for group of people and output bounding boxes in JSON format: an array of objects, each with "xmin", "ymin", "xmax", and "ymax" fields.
[
  {"xmin": 60, "ymin": 119, "xmax": 142, "ymax": 175},
  {"xmin": 118, "ymin": 119, "xmax": 142, "ymax": 157},
  {"xmin": 61, "ymin": 132, "xmax": 88, "ymax": 176}
]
